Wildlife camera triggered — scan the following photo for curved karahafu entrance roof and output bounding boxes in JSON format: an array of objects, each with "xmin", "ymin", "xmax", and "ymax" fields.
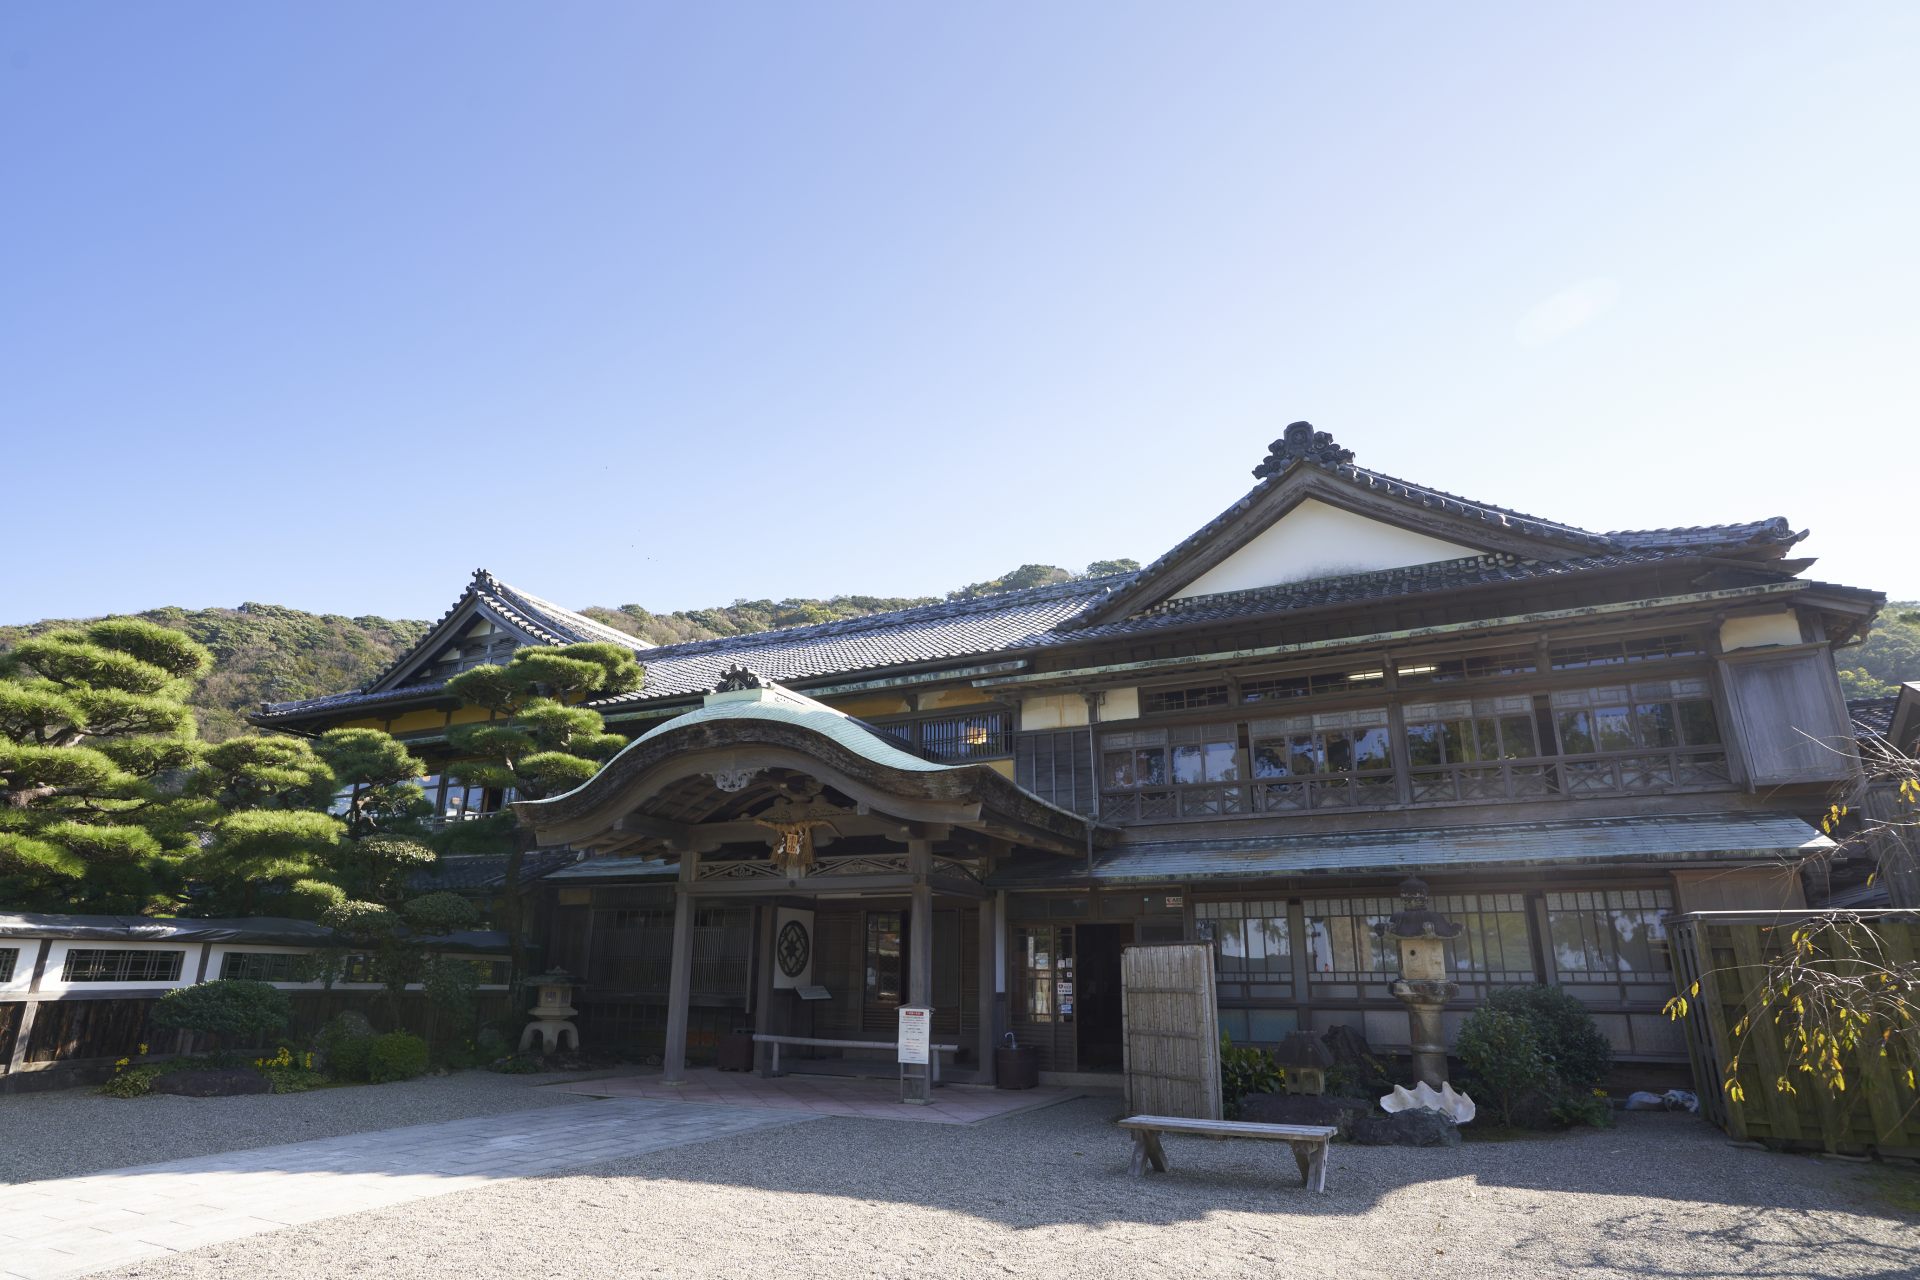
[{"xmin": 513, "ymin": 670, "xmax": 1104, "ymax": 861}]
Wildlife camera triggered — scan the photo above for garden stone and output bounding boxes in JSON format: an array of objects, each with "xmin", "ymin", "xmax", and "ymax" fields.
[
  {"xmin": 151, "ymin": 1067, "xmax": 272, "ymax": 1097},
  {"xmin": 1348, "ymin": 1106, "xmax": 1460, "ymax": 1147},
  {"xmin": 1239, "ymin": 1091, "xmax": 1373, "ymax": 1136}
]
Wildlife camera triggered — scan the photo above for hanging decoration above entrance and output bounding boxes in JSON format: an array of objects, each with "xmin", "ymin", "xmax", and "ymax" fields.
[{"xmin": 753, "ymin": 800, "xmax": 845, "ymax": 876}]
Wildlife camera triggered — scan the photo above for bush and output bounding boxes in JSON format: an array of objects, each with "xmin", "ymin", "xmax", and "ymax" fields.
[
  {"xmin": 1482, "ymin": 986, "xmax": 1612, "ymax": 1092},
  {"xmin": 1220, "ymin": 1035, "xmax": 1283, "ymax": 1120},
  {"xmin": 259, "ymin": 1065, "xmax": 328, "ymax": 1093},
  {"xmin": 1456, "ymin": 1008, "xmax": 1550, "ymax": 1127},
  {"xmin": 316, "ymin": 1011, "xmax": 378, "ymax": 1081},
  {"xmin": 367, "ymin": 1031, "xmax": 430, "ymax": 1083},
  {"xmin": 150, "ymin": 980, "xmax": 291, "ymax": 1049},
  {"xmin": 100, "ymin": 1064, "xmax": 166, "ymax": 1098},
  {"xmin": 1549, "ymin": 1090, "xmax": 1615, "ymax": 1130}
]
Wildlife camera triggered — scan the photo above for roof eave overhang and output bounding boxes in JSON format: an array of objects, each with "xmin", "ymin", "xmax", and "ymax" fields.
[{"xmin": 513, "ymin": 718, "xmax": 1101, "ymax": 857}]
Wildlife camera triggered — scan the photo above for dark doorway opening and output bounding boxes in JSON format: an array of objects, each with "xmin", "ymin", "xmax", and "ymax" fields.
[{"xmin": 1075, "ymin": 923, "xmax": 1134, "ymax": 1071}]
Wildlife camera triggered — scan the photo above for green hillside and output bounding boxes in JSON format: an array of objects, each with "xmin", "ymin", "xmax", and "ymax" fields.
[
  {"xmin": 1837, "ymin": 603, "xmax": 1920, "ymax": 699},
  {"xmin": 0, "ymin": 561, "xmax": 1141, "ymax": 739}
]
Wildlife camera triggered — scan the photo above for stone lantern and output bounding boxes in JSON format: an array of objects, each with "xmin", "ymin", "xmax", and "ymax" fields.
[
  {"xmin": 1380, "ymin": 878, "xmax": 1462, "ymax": 1088},
  {"xmin": 518, "ymin": 969, "xmax": 580, "ymax": 1054},
  {"xmin": 1272, "ymin": 1031, "xmax": 1334, "ymax": 1096}
]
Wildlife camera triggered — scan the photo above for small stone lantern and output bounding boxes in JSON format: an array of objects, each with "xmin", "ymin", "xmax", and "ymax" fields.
[
  {"xmin": 518, "ymin": 969, "xmax": 580, "ymax": 1054},
  {"xmin": 1272, "ymin": 1031, "xmax": 1334, "ymax": 1096},
  {"xmin": 1379, "ymin": 878, "xmax": 1462, "ymax": 1088}
]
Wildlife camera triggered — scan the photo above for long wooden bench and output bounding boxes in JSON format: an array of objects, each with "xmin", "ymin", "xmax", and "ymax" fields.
[
  {"xmin": 1117, "ymin": 1115, "xmax": 1338, "ymax": 1193},
  {"xmin": 751, "ymin": 1033, "xmax": 960, "ymax": 1083}
]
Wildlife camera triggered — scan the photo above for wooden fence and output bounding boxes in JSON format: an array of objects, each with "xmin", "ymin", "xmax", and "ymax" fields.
[
  {"xmin": 1669, "ymin": 909, "xmax": 1920, "ymax": 1157},
  {"xmin": 1120, "ymin": 942, "xmax": 1222, "ymax": 1120}
]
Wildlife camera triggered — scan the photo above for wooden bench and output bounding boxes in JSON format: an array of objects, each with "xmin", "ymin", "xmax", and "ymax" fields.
[
  {"xmin": 1117, "ymin": 1115, "xmax": 1338, "ymax": 1193},
  {"xmin": 751, "ymin": 1034, "xmax": 960, "ymax": 1083}
]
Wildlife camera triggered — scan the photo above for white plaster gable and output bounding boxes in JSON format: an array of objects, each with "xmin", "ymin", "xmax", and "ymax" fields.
[{"xmin": 1169, "ymin": 498, "xmax": 1480, "ymax": 600}]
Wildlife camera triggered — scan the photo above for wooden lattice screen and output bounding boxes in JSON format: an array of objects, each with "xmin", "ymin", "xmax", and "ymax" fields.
[{"xmin": 1120, "ymin": 942, "xmax": 1222, "ymax": 1120}]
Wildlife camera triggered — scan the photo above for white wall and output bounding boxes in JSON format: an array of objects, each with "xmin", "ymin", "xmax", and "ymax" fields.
[
  {"xmin": 1719, "ymin": 610, "xmax": 1803, "ymax": 653},
  {"xmin": 1172, "ymin": 498, "xmax": 1479, "ymax": 600}
]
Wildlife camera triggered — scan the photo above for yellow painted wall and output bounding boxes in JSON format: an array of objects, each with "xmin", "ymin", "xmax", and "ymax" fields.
[
  {"xmin": 1719, "ymin": 610, "xmax": 1803, "ymax": 653},
  {"xmin": 448, "ymin": 705, "xmax": 496, "ymax": 725},
  {"xmin": 1020, "ymin": 694, "xmax": 1088, "ymax": 731},
  {"xmin": 830, "ymin": 694, "xmax": 913, "ymax": 718},
  {"xmin": 920, "ymin": 687, "xmax": 998, "ymax": 710},
  {"xmin": 985, "ymin": 759, "xmax": 1015, "ymax": 780},
  {"xmin": 384, "ymin": 710, "xmax": 448, "ymax": 735},
  {"xmin": 1671, "ymin": 866, "xmax": 1807, "ymax": 913}
]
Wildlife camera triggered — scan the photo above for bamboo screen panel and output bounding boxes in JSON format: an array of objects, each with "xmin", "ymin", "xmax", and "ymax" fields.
[{"xmin": 1120, "ymin": 943, "xmax": 1223, "ymax": 1121}]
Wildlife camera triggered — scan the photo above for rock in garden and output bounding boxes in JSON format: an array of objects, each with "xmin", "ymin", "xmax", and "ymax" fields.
[
  {"xmin": 1240, "ymin": 1091, "xmax": 1373, "ymax": 1136},
  {"xmin": 150, "ymin": 1068, "xmax": 272, "ymax": 1097},
  {"xmin": 1348, "ymin": 1106, "xmax": 1461, "ymax": 1147}
]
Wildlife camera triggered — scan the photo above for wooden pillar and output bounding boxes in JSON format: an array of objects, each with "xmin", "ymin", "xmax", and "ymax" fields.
[
  {"xmin": 753, "ymin": 902, "xmax": 777, "ymax": 1076},
  {"xmin": 662, "ymin": 854, "xmax": 699, "ymax": 1083},
  {"xmin": 976, "ymin": 895, "xmax": 997, "ymax": 1084},
  {"xmin": 905, "ymin": 839, "xmax": 934, "ymax": 1103}
]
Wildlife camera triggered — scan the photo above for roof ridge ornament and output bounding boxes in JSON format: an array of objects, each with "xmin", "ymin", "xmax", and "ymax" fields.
[
  {"xmin": 714, "ymin": 664, "xmax": 768, "ymax": 692},
  {"xmin": 1252, "ymin": 421, "xmax": 1354, "ymax": 479}
]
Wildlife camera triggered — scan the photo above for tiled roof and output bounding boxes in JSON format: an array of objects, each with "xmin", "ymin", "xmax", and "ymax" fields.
[
  {"xmin": 1849, "ymin": 695, "xmax": 1899, "ymax": 739},
  {"xmin": 987, "ymin": 812, "xmax": 1831, "ymax": 886},
  {"xmin": 407, "ymin": 848, "xmax": 582, "ymax": 893},
  {"xmin": 262, "ymin": 539, "xmax": 1796, "ymax": 720}
]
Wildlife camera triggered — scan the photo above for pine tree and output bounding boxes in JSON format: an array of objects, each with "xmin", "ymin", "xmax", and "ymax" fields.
[
  {"xmin": 444, "ymin": 643, "xmax": 642, "ymax": 972},
  {"xmin": 185, "ymin": 735, "xmax": 344, "ymax": 915},
  {"xmin": 0, "ymin": 619, "xmax": 211, "ymax": 911}
]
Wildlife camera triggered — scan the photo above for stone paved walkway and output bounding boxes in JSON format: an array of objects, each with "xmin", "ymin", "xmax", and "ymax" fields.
[
  {"xmin": 0, "ymin": 1098, "xmax": 809, "ymax": 1280},
  {"xmin": 549, "ymin": 1066, "xmax": 1083, "ymax": 1123}
]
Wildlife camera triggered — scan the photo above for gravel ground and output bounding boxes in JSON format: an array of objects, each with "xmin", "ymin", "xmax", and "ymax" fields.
[
  {"xmin": 0, "ymin": 1071, "xmax": 595, "ymax": 1184},
  {"xmin": 94, "ymin": 1099, "xmax": 1920, "ymax": 1280}
]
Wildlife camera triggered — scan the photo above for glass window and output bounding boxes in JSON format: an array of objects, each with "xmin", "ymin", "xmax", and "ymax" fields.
[
  {"xmin": 1435, "ymin": 893, "xmax": 1536, "ymax": 983},
  {"xmin": 1395, "ymin": 649, "xmax": 1538, "ymax": 684},
  {"xmin": 1143, "ymin": 684, "xmax": 1231, "ymax": 715},
  {"xmin": 1016, "ymin": 925, "xmax": 1074, "ymax": 1023},
  {"xmin": 1552, "ymin": 685, "xmax": 1722, "ymax": 755},
  {"xmin": 1196, "ymin": 901, "xmax": 1291, "ymax": 977},
  {"xmin": 0, "ymin": 947, "xmax": 16, "ymax": 983},
  {"xmin": 60, "ymin": 949, "xmax": 185, "ymax": 983},
  {"xmin": 1303, "ymin": 897, "xmax": 1397, "ymax": 980},
  {"xmin": 219, "ymin": 952, "xmax": 308, "ymax": 983},
  {"xmin": 865, "ymin": 912, "xmax": 902, "ymax": 1004},
  {"xmin": 1544, "ymin": 889, "xmax": 1673, "ymax": 979}
]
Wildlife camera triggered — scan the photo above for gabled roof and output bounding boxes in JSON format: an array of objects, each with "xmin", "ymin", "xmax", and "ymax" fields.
[
  {"xmin": 1068, "ymin": 422, "xmax": 1804, "ymax": 630},
  {"xmin": 364, "ymin": 568, "xmax": 648, "ymax": 695},
  {"xmin": 255, "ymin": 570, "xmax": 651, "ymax": 723}
]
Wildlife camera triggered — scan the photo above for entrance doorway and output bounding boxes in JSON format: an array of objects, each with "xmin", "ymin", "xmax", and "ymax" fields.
[{"xmin": 1074, "ymin": 923, "xmax": 1134, "ymax": 1071}]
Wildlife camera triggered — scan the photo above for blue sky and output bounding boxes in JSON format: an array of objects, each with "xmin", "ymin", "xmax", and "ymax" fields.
[{"xmin": 3, "ymin": 4, "xmax": 1916, "ymax": 624}]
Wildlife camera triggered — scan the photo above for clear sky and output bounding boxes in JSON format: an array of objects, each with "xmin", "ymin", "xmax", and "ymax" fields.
[{"xmin": 3, "ymin": 4, "xmax": 1916, "ymax": 626}]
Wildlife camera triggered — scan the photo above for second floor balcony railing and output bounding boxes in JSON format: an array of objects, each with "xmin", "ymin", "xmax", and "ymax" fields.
[{"xmin": 1100, "ymin": 745, "xmax": 1734, "ymax": 824}]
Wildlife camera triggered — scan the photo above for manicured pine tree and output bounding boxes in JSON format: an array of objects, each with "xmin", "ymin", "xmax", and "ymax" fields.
[
  {"xmin": 444, "ymin": 643, "xmax": 642, "ymax": 971},
  {"xmin": 185, "ymin": 734, "xmax": 345, "ymax": 915},
  {"xmin": 0, "ymin": 619, "xmax": 211, "ymax": 911},
  {"xmin": 312, "ymin": 727, "xmax": 439, "ymax": 903}
]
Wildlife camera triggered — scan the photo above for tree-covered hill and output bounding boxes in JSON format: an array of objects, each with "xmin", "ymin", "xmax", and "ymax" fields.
[
  {"xmin": 0, "ymin": 561, "xmax": 1143, "ymax": 740},
  {"xmin": 1837, "ymin": 603, "xmax": 1920, "ymax": 699},
  {"xmin": 0, "ymin": 605, "xmax": 431, "ymax": 742}
]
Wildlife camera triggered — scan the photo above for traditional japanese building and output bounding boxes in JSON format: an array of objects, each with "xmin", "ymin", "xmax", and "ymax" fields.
[{"xmin": 254, "ymin": 423, "xmax": 1887, "ymax": 1083}]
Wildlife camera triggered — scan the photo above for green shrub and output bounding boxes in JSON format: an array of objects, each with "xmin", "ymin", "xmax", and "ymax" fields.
[
  {"xmin": 1548, "ymin": 1090, "xmax": 1615, "ymax": 1130},
  {"xmin": 100, "ymin": 1064, "xmax": 166, "ymax": 1098},
  {"xmin": 1456, "ymin": 1008, "xmax": 1550, "ymax": 1126},
  {"xmin": 316, "ymin": 1011, "xmax": 378, "ymax": 1081},
  {"xmin": 367, "ymin": 1031, "xmax": 430, "ymax": 1083},
  {"xmin": 260, "ymin": 1065, "xmax": 328, "ymax": 1094},
  {"xmin": 486, "ymin": 1053, "xmax": 544, "ymax": 1075},
  {"xmin": 150, "ymin": 980, "xmax": 291, "ymax": 1049},
  {"xmin": 1482, "ymin": 985, "xmax": 1612, "ymax": 1091},
  {"xmin": 1220, "ymin": 1035, "xmax": 1283, "ymax": 1120}
]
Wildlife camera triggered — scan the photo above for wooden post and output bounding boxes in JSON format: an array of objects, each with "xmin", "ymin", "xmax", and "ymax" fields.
[
  {"xmin": 905, "ymin": 839, "xmax": 934, "ymax": 1103},
  {"xmin": 662, "ymin": 854, "xmax": 698, "ymax": 1084},
  {"xmin": 753, "ymin": 902, "xmax": 777, "ymax": 1076},
  {"xmin": 976, "ymin": 896, "xmax": 997, "ymax": 1084}
]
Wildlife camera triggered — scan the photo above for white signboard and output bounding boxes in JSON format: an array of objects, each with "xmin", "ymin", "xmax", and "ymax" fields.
[
  {"xmin": 896, "ymin": 1005, "xmax": 932, "ymax": 1065},
  {"xmin": 773, "ymin": 908, "xmax": 815, "ymax": 989}
]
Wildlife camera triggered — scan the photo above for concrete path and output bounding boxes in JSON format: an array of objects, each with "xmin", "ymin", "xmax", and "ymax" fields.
[
  {"xmin": 551, "ymin": 1066, "xmax": 1083, "ymax": 1124},
  {"xmin": 0, "ymin": 1098, "xmax": 810, "ymax": 1280}
]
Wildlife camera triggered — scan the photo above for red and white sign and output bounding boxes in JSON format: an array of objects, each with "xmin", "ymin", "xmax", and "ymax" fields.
[{"xmin": 896, "ymin": 1005, "xmax": 931, "ymax": 1064}]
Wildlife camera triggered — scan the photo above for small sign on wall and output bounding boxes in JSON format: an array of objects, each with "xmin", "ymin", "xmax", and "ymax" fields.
[
  {"xmin": 773, "ymin": 908, "xmax": 814, "ymax": 989},
  {"xmin": 897, "ymin": 1006, "xmax": 931, "ymax": 1064}
]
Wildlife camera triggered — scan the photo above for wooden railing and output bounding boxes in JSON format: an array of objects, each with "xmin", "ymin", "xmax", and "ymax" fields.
[{"xmin": 1102, "ymin": 748, "xmax": 1733, "ymax": 824}]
